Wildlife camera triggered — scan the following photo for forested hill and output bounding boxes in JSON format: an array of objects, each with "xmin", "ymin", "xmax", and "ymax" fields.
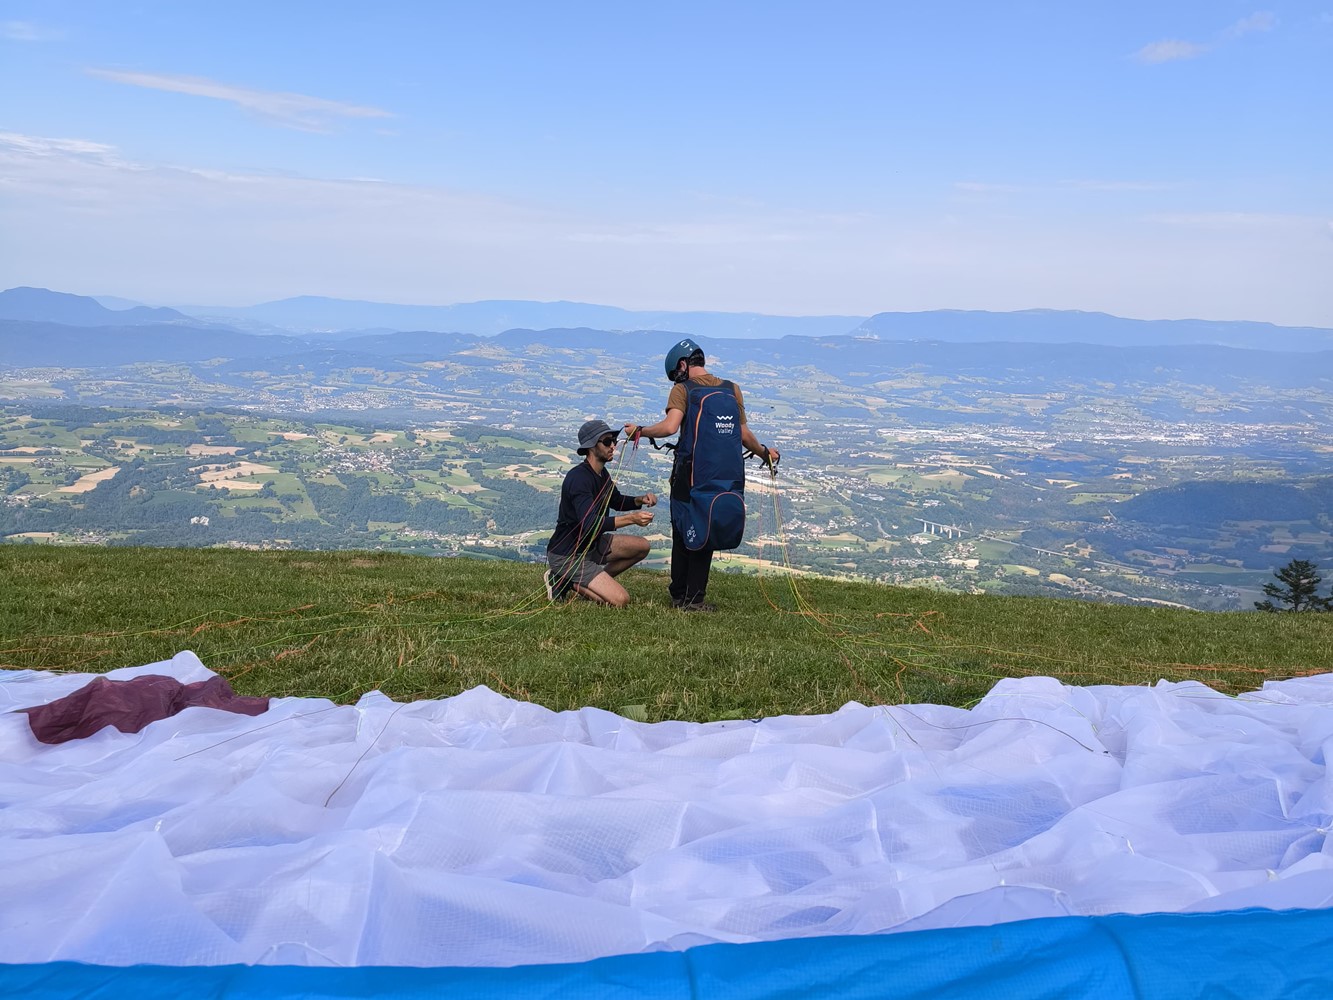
[{"xmin": 1118, "ymin": 477, "xmax": 1333, "ymax": 528}]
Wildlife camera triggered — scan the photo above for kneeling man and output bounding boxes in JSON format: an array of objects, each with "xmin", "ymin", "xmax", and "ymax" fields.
[{"xmin": 545, "ymin": 419, "xmax": 656, "ymax": 607}]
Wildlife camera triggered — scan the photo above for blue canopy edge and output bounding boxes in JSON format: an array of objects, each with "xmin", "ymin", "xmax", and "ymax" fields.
[{"xmin": 3, "ymin": 907, "xmax": 1330, "ymax": 1000}]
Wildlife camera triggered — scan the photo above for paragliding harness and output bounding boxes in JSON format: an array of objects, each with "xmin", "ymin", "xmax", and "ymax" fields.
[{"xmin": 664, "ymin": 379, "xmax": 747, "ymax": 552}]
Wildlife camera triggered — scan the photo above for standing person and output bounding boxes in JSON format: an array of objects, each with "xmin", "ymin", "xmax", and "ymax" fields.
[
  {"xmin": 624, "ymin": 339, "xmax": 779, "ymax": 612},
  {"xmin": 545, "ymin": 419, "xmax": 657, "ymax": 607}
]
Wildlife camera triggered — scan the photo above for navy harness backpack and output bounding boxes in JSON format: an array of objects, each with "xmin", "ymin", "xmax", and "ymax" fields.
[{"xmin": 671, "ymin": 379, "xmax": 746, "ymax": 551}]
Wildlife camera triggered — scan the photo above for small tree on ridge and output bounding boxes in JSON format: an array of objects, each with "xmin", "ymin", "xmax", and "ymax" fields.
[{"xmin": 1254, "ymin": 559, "xmax": 1332, "ymax": 613}]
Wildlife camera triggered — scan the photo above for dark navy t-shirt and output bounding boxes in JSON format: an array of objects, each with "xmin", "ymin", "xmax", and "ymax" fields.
[{"xmin": 547, "ymin": 461, "xmax": 638, "ymax": 556}]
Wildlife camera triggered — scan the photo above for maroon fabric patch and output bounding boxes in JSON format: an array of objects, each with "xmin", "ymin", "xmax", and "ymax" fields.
[{"xmin": 22, "ymin": 674, "xmax": 270, "ymax": 745}]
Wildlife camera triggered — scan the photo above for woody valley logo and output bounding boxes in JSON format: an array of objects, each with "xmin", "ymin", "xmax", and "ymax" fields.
[{"xmin": 713, "ymin": 416, "xmax": 735, "ymax": 434}]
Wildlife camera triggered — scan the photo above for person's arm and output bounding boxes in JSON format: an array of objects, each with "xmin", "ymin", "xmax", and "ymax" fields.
[
  {"xmin": 731, "ymin": 382, "xmax": 777, "ymax": 464},
  {"xmin": 610, "ymin": 484, "xmax": 658, "ymax": 511},
  {"xmin": 625, "ymin": 409, "xmax": 682, "ymax": 442},
  {"xmin": 611, "ymin": 509, "xmax": 654, "ymax": 529},
  {"xmin": 581, "ymin": 477, "xmax": 652, "ymax": 533},
  {"xmin": 607, "ymin": 482, "xmax": 653, "ymax": 528},
  {"xmin": 741, "ymin": 425, "xmax": 780, "ymax": 466}
]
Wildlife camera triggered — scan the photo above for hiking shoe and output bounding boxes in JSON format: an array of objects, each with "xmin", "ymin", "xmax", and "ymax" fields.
[{"xmin": 544, "ymin": 570, "xmax": 569, "ymax": 603}]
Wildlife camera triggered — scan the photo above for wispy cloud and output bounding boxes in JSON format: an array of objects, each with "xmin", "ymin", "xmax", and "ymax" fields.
[
  {"xmin": 1134, "ymin": 40, "xmax": 1209, "ymax": 64},
  {"xmin": 0, "ymin": 130, "xmax": 126, "ymax": 165},
  {"xmin": 2, "ymin": 20, "xmax": 62, "ymax": 41},
  {"xmin": 0, "ymin": 128, "xmax": 550, "ymax": 235},
  {"xmin": 1134, "ymin": 10, "xmax": 1275, "ymax": 64},
  {"xmin": 1225, "ymin": 11, "xmax": 1276, "ymax": 37},
  {"xmin": 85, "ymin": 69, "xmax": 394, "ymax": 132}
]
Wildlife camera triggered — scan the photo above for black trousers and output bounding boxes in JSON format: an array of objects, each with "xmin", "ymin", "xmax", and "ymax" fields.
[
  {"xmin": 669, "ymin": 458, "xmax": 714, "ymax": 604},
  {"xmin": 669, "ymin": 529, "xmax": 714, "ymax": 604}
]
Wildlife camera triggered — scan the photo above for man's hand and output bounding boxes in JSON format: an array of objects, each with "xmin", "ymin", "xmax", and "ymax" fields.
[
  {"xmin": 623, "ymin": 423, "xmax": 641, "ymax": 442},
  {"xmin": 629, "ymin": 510, "xmax": 653, "ymax": 527},
  {"xmin": 750, "ymin": 444, "xmax": 780, "ymax": 471},
  {"xmin": 637, "ymin": 492, "xmax": 658, "ymax": 508}
]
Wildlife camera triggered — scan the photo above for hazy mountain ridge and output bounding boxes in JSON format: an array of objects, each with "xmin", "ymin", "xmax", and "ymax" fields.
[
  {"xmin": 0, "ymin": 287, "xmax": 205, "ymax": 328},
  {"xmin": 0, "ymin": 320, "xmax": 307, "ymax": 366},
  {"xmin": 855, "ymin": 309, "xmax": 1333, "ymax": 352},
  {"xmin": 175, "ymin": 296, "xmax": 869, "ymax": 340},
  {"xmin": 8, "ymin": 286, "xmax": 1333, "ymax": 350}
]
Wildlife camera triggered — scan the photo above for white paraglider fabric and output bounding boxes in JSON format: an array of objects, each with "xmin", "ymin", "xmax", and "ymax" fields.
[{"xmin": 3, "ymin": 651, "xmax": 1333, "ymax": 968}]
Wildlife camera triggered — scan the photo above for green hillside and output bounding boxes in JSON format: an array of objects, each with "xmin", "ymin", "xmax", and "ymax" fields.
[
  {"xmin": 4, "ymin": 547, "xmax": 1330, "ymax": 722},
  {"xmin": 1118, "ymin": 477, "xmax": 1333, "ymax": 527}
]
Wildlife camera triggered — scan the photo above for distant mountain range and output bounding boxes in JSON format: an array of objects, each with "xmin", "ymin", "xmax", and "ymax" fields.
[
  {"xmin": 172, "ymin": 295, "xmax": 869, "ymax": 340},
  {"xmin": 5, "ymin": 285, "xmax": 1332, "ymax": 351},
  {"xmin": 0, "ymin": 287, "xmax": 201, "ymax": 327}
]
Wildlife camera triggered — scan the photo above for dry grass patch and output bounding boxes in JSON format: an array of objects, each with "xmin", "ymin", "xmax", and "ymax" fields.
[
  {"xmin": 186, "ymin": 444, "xmax": 244, "ymax": 456},
  {"xmin": 57, "ymin": 466, "xmax": 120, "ymax": 493}
]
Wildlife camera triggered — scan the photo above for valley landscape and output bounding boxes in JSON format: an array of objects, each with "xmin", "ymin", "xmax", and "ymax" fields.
[{"xmin": 4, "ymin": 288, "xmax": 1331, "ymax": 611}]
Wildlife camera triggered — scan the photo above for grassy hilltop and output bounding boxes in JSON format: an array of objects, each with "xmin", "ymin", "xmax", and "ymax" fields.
[{"xmin": 4, "ymin": 546, "xmax": 1331, "ymax": 722}]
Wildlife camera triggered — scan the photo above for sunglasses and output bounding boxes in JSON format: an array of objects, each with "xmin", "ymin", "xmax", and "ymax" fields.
[{"xmin": 598, "ymin": 435, "xmax": 618, "ymax": 447}]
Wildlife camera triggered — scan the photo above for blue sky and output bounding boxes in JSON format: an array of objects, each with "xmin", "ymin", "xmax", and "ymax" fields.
[{"xmin": 1, "ymin": 2, "xmax": 1329, "ymax": 326}]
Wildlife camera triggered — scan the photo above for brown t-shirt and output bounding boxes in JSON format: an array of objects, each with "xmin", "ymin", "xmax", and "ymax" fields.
[{"xmin": 666, "ymin": 373, "xmax": 747, "ymax": 424}]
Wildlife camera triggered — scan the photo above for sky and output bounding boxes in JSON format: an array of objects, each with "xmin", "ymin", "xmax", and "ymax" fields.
[{"xmin": 1, "ymin": 1, "xmax": 1330, "ymax": 326}]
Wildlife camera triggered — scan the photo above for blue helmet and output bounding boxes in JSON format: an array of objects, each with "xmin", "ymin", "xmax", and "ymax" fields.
[{"xmin": 664, "ymin": 338, "xmax": 705, "ymax": 382}]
